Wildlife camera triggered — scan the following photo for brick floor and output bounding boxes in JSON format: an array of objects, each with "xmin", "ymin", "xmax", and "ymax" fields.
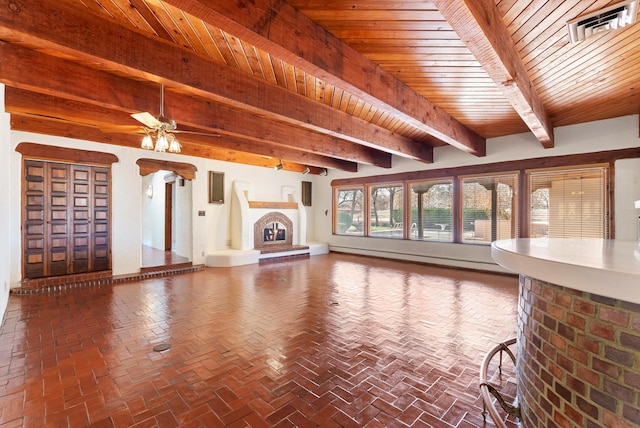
[{"xmin": 0, "ymin": 253, "xmax": 519, "ymax": 427}]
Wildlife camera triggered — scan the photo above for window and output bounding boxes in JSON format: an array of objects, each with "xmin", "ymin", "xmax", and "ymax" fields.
[
  {"xmin": 410, "ymin": 180, "xmax": 453, "ymax": 242},
  {"xmin": 528, "ymin": 166, "xmax": 608, "ymax": 238},
  {"xmin": 369, "ymin": 183, "xmax": 404, "ymax": 239},
  {"xmin": 335, "ymin": 187, "xmax": 364, "ymax": 235},
  {"xmin": 461, "ymin": 174, "xmax": 518, "ymax": 244},
  {"xmin": 331, "ymin": 149, "xmax": 628, "ymax": 243}
]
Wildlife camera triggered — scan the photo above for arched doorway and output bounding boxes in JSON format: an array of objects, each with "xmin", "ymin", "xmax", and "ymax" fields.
[{"xmin": 137, "ymin": 159, "xmax": 197, "ymax": 269}]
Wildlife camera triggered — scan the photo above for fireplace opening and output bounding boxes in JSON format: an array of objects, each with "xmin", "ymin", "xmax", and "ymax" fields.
[
  {"xmin": 263, "ymin": 222, "xmax": 286, "ymax": 243},
  {"xmin": 254, "ymin": 212, "xmax": 293, "ymax": 249}
]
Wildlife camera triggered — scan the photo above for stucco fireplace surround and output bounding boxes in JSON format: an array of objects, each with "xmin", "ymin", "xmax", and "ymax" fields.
[{"xmin": 205, "ymin": 180, "xmax": 327, "ymax": 267}]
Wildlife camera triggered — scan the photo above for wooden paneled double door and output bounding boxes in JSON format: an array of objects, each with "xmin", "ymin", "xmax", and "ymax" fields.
[{"xmin": 23, "ymin": 160, "xmax": 111, "ymax": 279}]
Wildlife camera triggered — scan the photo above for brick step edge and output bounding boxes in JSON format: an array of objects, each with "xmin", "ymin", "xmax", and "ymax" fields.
[{"xmin": 12, "ymin": 265, "xmax": 205, "ymax": 295}]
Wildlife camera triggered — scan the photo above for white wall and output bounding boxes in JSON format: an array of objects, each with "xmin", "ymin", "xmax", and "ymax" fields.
[
  {"xmin": 141, "ymin": 174, "xmax": 154, "ymax": 247},
  {"xmin": 0, "ymin": 85, "xmax": 11, "ymax": 319},
  {"xmin": 314, "ymin": 115, "xmax": 640, "ymax": 272},
  {"xmin": 174, "ymin": 178, "xmax": 192, "ymax": 258},
  {"xmin": 616, "ymin": 158, "xmax": 640, "ymax": 240},
  {"xmin": 141, "ymin": 171, "xmax": 169, "ymax": 250}
]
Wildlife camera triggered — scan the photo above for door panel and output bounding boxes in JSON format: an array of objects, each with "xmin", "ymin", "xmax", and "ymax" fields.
[
  {"xmin": 47, "ymin": 163, "xmax": 70, "ymax": 276},
  {"xmin": 23, "ymin": 160, "xmax": 46, "ymax": 278},
  {"xmin": 164, "ymin": 182, "xmax": 172, "ymax": 251},
  {"xmin": 92, "ymin": 167, "xmax": 111, "ymax": 271},
  {"xmin": 71, "ymin": 165, "xmax": 90, "ymax": 273}
]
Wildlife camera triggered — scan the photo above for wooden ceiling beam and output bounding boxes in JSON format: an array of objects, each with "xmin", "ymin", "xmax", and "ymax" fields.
[
  {"xmin": 7, "ymin": 105, "xmax": 357, "ymax": 173},
  {"xmin": 0, "ymin": 0, "xmax": 432, "ymax": 163},
  {"xmin": 10, "ymin": 114, "xmax": 352, "ymax": 173},
  {"xmin": 4, "ymin": 83, "xmax": 385, "ymax": 168},
  {"xmin": 165, "ymin": 91, "xmax": 390, "ymax": 168},
  {"xmin": 162, "ymin": 0, "xmax": 486, "ymax": 156},
  {"xmin": 431, "ymin": 0, "xmax": 554, "ymax": 148}
]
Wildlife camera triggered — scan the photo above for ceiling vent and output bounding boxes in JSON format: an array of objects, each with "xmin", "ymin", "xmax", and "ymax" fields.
[{"xmin": 567, "ymin": 0, "xmax": 638, "ymax": 43}]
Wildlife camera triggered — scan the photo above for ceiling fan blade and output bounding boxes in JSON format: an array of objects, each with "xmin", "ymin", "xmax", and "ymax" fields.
[
  {"xmin": 131, "ymin": 111, "xmax": 162, "ymax": 128},
  {"xmin": 173, "ymin": 129, "xmax": 221, "ymax": 137}
]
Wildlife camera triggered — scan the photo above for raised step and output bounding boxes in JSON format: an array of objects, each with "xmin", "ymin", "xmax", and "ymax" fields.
[
  {"xmin": 13, "ymin": 264, "xmax": 204, "ymax": 294},
  {"xmin": 207, "ymin": 242, "xmax": 329, "ymax": 267}
]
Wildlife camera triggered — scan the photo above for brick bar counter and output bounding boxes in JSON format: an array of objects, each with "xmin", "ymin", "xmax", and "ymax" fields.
[{"xmin": 492, "ymin": 238, "xmax": 640, "ymax": 428}]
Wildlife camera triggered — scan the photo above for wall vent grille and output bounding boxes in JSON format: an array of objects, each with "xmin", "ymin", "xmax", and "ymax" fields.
[{"xmin": 567, "ymin": 0, "xmax": 638, "ymax": 43}]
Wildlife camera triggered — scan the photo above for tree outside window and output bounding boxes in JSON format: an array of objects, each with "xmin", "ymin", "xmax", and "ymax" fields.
[
  {"xmin": 369, "ymin": 184, "xmax": 403, "ymax": 239},
  {"xmin": 335, "ymin": 187, "xmax": 364, "ymax": 235},
  {"xmin": 461, "ymin": 175, "xmax": 518, "ymax": 244},
  {"xmin": 410, "ymin": 180, "xmax": 453, "ymax": 242}
]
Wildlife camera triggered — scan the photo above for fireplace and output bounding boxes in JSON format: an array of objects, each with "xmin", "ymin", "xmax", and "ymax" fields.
[
  {"xmin": 254, "ymin": 212, "xmax": 293, "ymax": 249},
  {"xmin": 205, "ymin": 180, "xmax": 327, "ymax": 267}
]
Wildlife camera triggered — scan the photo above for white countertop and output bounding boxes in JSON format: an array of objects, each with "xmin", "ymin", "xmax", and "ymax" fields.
[{"xmin": 491, "ymin": 238, "xmax": 640, "ymax": 304}]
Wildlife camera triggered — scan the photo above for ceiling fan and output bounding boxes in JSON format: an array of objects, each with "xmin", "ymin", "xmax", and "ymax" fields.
[{"xmin": 131, "ymin": 84, "xmax": 220, "ymax": 153}]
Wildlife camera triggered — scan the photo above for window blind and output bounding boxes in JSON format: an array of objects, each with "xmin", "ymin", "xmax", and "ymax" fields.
[{"xmin": 528, "ymin": 167, "xmax": 608, "ymax": 238}]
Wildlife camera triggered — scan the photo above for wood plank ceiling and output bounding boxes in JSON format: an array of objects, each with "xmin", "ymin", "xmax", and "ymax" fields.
[{"xmin": 1, "ymin": 0, "xmax": 638, "ymax": 174}]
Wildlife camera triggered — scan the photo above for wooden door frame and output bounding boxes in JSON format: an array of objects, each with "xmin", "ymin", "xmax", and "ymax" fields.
[
  {"xmin": 164, "ymin": 182, "xmax": 172, "ymax": 251},
  {"xmin": 16, "ymin": 143, "xmax": 118, "ymax": 279}
]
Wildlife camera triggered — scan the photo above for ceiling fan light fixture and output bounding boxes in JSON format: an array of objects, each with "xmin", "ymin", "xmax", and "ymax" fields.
[
  {"xmin": 141, "ymin": 133, "xmax": 154, "ymax": 150},
  {"xmin": 154, "ymin": 131, "xmax": 169, "ymax": 152},
  {"xmin": 168, "ymin": 134, "xmax": 181, "ymax": 153}
]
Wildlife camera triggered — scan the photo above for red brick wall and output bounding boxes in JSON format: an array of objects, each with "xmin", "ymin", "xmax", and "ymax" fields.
[{"xmin": 517, "ymin": 275, "xmax": 640, "ymax": 427}]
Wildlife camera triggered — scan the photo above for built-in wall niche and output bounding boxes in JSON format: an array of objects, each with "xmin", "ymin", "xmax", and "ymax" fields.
[
  {"xmin": 302, "ymin": 181, "xmax": 312, "ymax": 206},
  {"xmin": 209, "ymin": 171, "xmax": 224, "ymax": 204}
]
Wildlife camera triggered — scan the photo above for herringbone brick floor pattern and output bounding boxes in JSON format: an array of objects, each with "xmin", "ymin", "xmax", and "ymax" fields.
[{"xmin": 0, "ymin": 253, "xmax": 519, "ymax": 427}]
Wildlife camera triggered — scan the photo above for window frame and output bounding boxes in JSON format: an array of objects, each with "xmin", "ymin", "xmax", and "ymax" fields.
[
  {"xmin": 367, "ymin": 181, "xmax": 405, "ymax": 240},
  {"xmin": 525, "ymin": 163, "xmax": 611, "ymax": 239},
  {"xmin": 458, "ymin": 172, "xmax": 520, "ymax": 245},
  {"xmin": 407, "ymin": 178, "xmax": 455, "ymax": 242},
  {"xmin": 333, "ymin": 185, "xmax": 366, "ymax": 236},
  {"xmin": 331, "ymin": 148, "xmax": 635, "ymax": 243}
]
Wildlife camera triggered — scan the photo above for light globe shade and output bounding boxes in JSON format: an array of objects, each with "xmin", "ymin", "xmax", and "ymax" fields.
[
  {"xmin": 155, "ymin": 132, "xmax": 168, "ymax": 152},
  {"xmin": 141, "ymin": 134, "xmax": 154, "ymax": 150},
  {"xmin": 168, "ymin": 134, "xmax": 181, "ymax": 153}
]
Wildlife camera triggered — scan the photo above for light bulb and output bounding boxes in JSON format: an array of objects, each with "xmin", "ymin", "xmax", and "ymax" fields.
[
  {"xmin": 155, "ymin": 132, "xmax": 168, "ymax": 152},
  {"xmin": 168, "ymin": 134, "xmax": 181, "ymax": 153},
  {"xmin": 141, "ymin": 134, "xmax": 154, "ymax": 150}
]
